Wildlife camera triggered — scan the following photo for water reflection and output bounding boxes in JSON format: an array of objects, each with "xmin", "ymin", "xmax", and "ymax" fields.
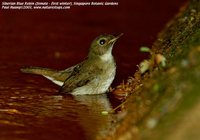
[
  {"xmin": 39, "ymin": 94, "xmax": 113, "ymax": 140},
  {"xmin": 0, "ymin": 83, "xmax": 114, "ymax": 140},
  {"xmin": 72, "ymin": 94, "xmax": 113, "ymax": 139}
]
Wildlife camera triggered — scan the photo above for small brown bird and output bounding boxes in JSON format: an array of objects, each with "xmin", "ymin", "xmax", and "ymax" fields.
[{"xmin": 21, "ymin": 33, "xmax": 123, "ymax": 95}]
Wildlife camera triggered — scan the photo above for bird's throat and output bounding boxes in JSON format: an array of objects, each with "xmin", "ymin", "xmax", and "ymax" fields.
[{"xmin": 100, "ymin": 50, "xmax": 113, "ymax": 62}]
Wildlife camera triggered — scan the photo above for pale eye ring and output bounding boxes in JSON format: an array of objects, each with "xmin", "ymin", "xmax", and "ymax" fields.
[{"xmin": 99, "ymin": 39, "xmax": 106, "ymax": 45}]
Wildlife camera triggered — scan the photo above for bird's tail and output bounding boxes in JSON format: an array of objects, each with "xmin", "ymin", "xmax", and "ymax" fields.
[{"xmin": 20, "ymin": 67, "xmax": 58, "ymax": 77}]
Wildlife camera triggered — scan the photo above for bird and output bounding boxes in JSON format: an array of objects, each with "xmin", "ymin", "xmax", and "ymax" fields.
[{"xmin": 21, "ymin": 33, "xmax": 123, "ymax": 95}]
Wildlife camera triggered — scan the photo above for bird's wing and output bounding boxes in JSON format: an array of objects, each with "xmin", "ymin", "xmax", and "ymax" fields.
[{"xmin": 59, "ymin": 62, "xmax": 101, "ymax": 94}]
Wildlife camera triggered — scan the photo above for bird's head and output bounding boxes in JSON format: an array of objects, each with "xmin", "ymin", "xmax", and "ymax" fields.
[{"xmin": 89, "ymin": 33, "xmax": 123, "ymax": 58}]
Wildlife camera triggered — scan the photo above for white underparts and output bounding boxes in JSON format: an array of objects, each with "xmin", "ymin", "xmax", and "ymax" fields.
[
  {"xmin": 100, "ymin": 48, "xmax": 113, "ymax": 61},
  {"xmin": 43, "ymin": 76, "xmax": 63, "ymax": 86}
]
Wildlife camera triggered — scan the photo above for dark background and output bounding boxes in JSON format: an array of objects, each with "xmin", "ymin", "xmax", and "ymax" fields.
[{"xmin": 0, "ymin": 0, "xmax": 187, "ymax": 84}]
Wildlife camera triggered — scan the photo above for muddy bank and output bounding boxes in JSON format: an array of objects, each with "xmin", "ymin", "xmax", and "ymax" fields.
[{"xmin": 107, "ymin": 0, "xmax": 200, "ymax": 139}]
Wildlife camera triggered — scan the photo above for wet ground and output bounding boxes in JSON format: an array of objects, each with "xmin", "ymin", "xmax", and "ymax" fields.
[{"xmin": 0, "ymin": 0, "xmax": 187, "ymax": 140}]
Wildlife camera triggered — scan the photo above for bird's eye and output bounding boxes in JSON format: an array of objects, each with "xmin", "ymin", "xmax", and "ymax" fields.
[{"xmin": 99, "ymin": 39, "xmax": 106, "ymax": 46}]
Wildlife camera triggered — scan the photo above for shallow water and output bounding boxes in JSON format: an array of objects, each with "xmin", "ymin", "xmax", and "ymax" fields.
[
  {"xmin": 0, "ymin": 69, "xmax": 114, "ymax": 140},
  {"xmin": 0, "ymin": 0, "xmax": 187, "ymax": 139}
]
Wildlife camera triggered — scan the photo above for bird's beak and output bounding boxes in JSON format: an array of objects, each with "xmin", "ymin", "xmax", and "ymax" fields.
[{"xmin": 108, "ymin": 33, "xmax": 123, "ymax": 44}]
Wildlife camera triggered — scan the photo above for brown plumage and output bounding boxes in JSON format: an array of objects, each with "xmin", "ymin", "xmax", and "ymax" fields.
[{"xmin": 21, "ymin": 33, "xmax": 123, "ymax": 95}]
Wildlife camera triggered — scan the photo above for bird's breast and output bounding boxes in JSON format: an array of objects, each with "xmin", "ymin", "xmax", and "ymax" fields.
[
  {"xmin": 71, "ymin": 58, "xmax": 116, "ymax": 95},
  {"xmin": 93, "ymin": 58, "xmax": 116, "ymax": 93}
]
